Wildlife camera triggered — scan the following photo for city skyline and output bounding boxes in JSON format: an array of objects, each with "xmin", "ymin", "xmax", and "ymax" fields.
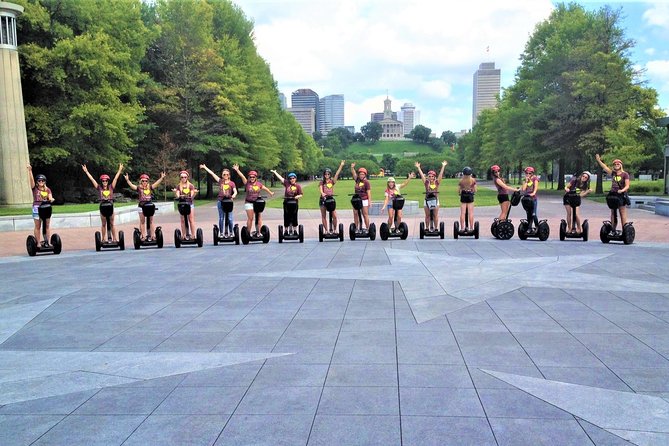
[{"xmin": 236, "ymin": 0, "xmax": 669, "ymax": 134}]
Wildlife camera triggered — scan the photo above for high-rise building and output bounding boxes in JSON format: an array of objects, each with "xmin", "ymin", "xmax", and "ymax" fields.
[
  {"xmin": 287, "ymin": 108, "xmax": 316, "ymax": 135},
  {"xmin": 318, "ymin": 94, "xmax": 344, "ymax": 135},
  {"xmin": 371, "ymin": 111, "xmax": 397, "ymax": 122},
  {"xmin": 399, "ymin": 103, "xmax": 419, "ymax": 136},
  {"xmin": 472, "ymin": 62, "xmax": 501, "ymax": 127},
  {"xmin": 291, "ymin": 89, "xmax": 319, "ymax": 131},
  {"xmin": 278, "ymin": 92, "xmax": 287, "ymax": 110}
]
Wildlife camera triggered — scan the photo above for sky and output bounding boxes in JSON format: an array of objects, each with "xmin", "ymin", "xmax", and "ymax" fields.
[{"xmin": 233, "ymin": 0, "xmax": 669, "ymax": 135}]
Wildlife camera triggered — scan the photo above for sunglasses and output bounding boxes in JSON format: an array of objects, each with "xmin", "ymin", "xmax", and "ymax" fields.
[
  {"xmin": 180, "ymin": 175, "xmax": 188, "ymax": 178},
  {"xmin": 140, "ymin": 180, "xmax": 148, "ymax": 183},
  {"xmin": 249, "ymin": 176, "xmax": 257, "ymax": 178},
  {"xmin": 37, "ymin": 180, "xmax": 45, "ymax": 183}
]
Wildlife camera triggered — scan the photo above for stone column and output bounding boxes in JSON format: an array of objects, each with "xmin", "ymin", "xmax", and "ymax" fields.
[{"xmin": 0, "ymin": 2, "xmax": 31, "ymax": 205}]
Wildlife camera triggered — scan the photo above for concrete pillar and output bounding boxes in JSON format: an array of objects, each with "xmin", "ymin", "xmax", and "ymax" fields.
[{"xmin": 0, "ymin": 2, "xmax": 31, "ymax": 205}]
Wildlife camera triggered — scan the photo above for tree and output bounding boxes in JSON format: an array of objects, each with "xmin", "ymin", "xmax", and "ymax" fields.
[
  {"xmin": 360, "ymin": 121, "xmax": 382, "ymax": 143},
  {"xmin": 380, "ymin": 154, "xmax": 396, "ymax": 173},
  {"xmin": 409, "ymin": 125, "xmax": 431, "ymax": 143},
  {"xmin": 440, "ymin": 131, "xmax": 457, "ymax": 146}
]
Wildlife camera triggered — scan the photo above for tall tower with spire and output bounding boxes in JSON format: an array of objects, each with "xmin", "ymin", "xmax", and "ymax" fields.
[{"xmin": 0, "ymin": 2, "xmax": 32, "ymax": 204}]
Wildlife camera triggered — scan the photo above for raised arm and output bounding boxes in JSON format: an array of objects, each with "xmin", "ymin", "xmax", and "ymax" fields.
[
  {"xmin": 438, "ymin": 160, "xmax": 448, "ymax": 181},
  {"xmin": 111, "ymin": 163, "xmax": 124, "ymax": 189},
  {"xmin": 151, "ymin": 172, "xmax": 166, "ymax": 189},
  {"xmin": 260, "ymin": 183, "xmax": 275, "ymax": 197},
  {"xmin": 124, "ymin": 173, "xmax": 137, "ymax": 191},
  {"xmin": 399, "ymin": 172, "xmax": 414, "ymax": 189},
  {"xmin": 270, "ymin": 169, "xmax": 285, "ymax": 183},
  {"xmin": 232, "ymin": 163, "xmax": 247, "ymax": 184},
  {"xmin": 27, "ymin": 164, "xmax": 35, "ymax": 189},
  {"xmin": 333, "ymin": 160, "xmax": 345, "ymax": 181},
  {"xmin": 350, "ymin": 162, "xmax": 358, "ymax": 181},
  {"xmin": 530, "ymin": 177, "xmax": 539, "ymax": 197},
  {"xmin": 595, "ymin": 154, "xmax": 612, "ymax": 175},
  {"xmin": 82, "ymin": 164, "xmax": 98, "ymax": 188},
  {"xmin": 200, "ymin": 164, "xmax": 220, "ymax": 183},
  {"xmin": 415, "ymin": 162, "xmax": 426, "ymax": 182}
]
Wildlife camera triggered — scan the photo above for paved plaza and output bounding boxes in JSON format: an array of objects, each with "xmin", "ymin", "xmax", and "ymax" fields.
[{"xmin": 2, "ymin": 196, "xmax": 669, "ymax": 445}]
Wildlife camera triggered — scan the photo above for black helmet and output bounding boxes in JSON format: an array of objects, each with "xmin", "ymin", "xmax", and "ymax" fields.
[
  {"xmin": 323, "ymin": 168, "xmax": 332, "ymax": 175},
  {"xmin": 462, "ymin": 167, "xmax": 473, "ymax": 176},
  {"xmin": 36, "ymin": 174, "xmax": 47, "ymax": 182}
]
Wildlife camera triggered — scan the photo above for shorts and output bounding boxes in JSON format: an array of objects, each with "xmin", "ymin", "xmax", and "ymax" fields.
[
  {"xmin": 460, "ymin": 192, "xmax": 474, "ymax": 204},
  {"xmin": 497, "ymin": 194, "xmax": 509, "ymax": 204},
  {"xmin": 563, "ymin": 194, "xmax": 581, "ymax": 207},
  {"xmin": 386, "ymin": 204, "xmax": 393, "ymax": 210},
  {"xmin": 244, "ymin": 202, "xmax": 254, "ymax": 211},
  {"xmin": 32, "ymin": 205, "xmax": 39, "ymax": 219},
  {"xmin": 424, "ymin": 199, "xmax": 439, "ymax": 209},
  {"xmin": 362, "ymin": 199, "xmax": 369, "ymax": 207}
]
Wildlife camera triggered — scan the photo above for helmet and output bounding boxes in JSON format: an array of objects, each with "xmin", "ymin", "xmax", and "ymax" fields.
[
  {"xmin": 387, "ymin": 177, "xmax": 396, "ymax": 183},
  {"xmin": 427, "ymin": 170, "xmax": 436, "ymax": 176},
  {"xmin": 581, "ymin": 171, "xmax": 592, "ymax": 179},
  {"xmin": 613, "ymin": 159, "xmax": 623, "ymax": 166},
  {"xmin": 462, "ymin": 167, "xmax": 473, "ymax": 176},
  {"xmin": 99, "ymin": 174, "xmax": 110, "ymax": 181},
  {"xmin": 179, "ymin": 170, "xmax": 189, "ymax": 177},
  {"xmin": 323, "ymin": 168, "xmax": 332, "ymax": 175},
  {"xmin": 358, "ymin": 167, "xmax": 368, "ymax": 175},
  {"xmin": 248, "ymin": 170, "xmax": 258, "ymax": 177},
  {"xmin": 490, "ymin": 165, "xmax": 500, "ymax": 172},
  {"xmin": 288, "ymin": 172, "xmax": 297, "ymax": 179},
  {"xmin": 36, "ymin": 174, "xmax": 47, "ymax": 182},
  {"xmin": 524, "ymin": 166, "xmax": 535, "ymax": 174},
  {"xmin": 139, "ymin": 173, "xmax": 150, "ymax": 180}
]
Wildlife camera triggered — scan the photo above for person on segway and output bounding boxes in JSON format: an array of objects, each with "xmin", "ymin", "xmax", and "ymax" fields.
[
  {"xmin": 271, "ymin": 169, "xmax": 304, "ymax": 236},
  {"xmin": 232, "ymin": 164, "xmax": 274, "ymax": 234},
  {"xmin": 563, "ymin": 171, "xmax": 592, "ymax": 234},
  {"xmin": 415, "ymin": 160, "xmax": 447, "ymax": 230},
  {"xmin": 200, "ymin": 164, "xmax": 238, "ymax": 235},
  {"xmin": 596, "ymin": 154, "xmax": 630, "ymax": 233},
  {"xmin": 457, "ymin": 167, "xmax": 477, "ymax": 232},
  {"xmin": 82, "ymin": 163, "xmax": 124, "ymax": 242},
  {"xmin": 174, "ymin": 170, "xmax": 198, "ymax": 241},
  {"xmin": 381, "ymin": 174, "xmax": 413, "ymax": 229},
  {"xmin": 521, "ymin": 166, "xmax": 540, "ymax": 228},
  {"xmin": 319, "ymin": 160, "xmax": 346, "ymax": 232},
  {"xmin": 27, "ymin": 164, "xmax": 54, "ymax": 247},
  {"xmin": 491, "ymin": 165, "xmax": 518, "ymax": 221},
  {"xmin": 350, "ymin": 163, "xmax": 372, "ymax": 231},
  {"xmin": 124, "ymin": 171, "xmax": 166, "ymax": 240}
]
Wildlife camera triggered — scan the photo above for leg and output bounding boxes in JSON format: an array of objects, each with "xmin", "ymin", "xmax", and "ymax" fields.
[
  {"xmin": 433, "ymin": 207, "xmax": 440, "ymax": 228},
  {"xmin": 459, "ymin": 203, "xmax": 466, "ymax": 227},
  {"xmin": 332, "ymin": 210, "xmax": 338, "ymax": 231},
  {"xmin": 387, "ymin": 208, "xmax": 395, "ymax": 227},
  {"xmin": 423, "ymin": 206, "xmax": 430, "ymax": 227},
  {"xmin": 100, "ymin": 215, "xmax": 106, "ymax": 239},
  {"xmin": 499, "ymin": 202, "xmax": 510, "ymax": 220},
  {"xmin": 283, "ymin": 201, "xmax": 290, "ymax": 228},
  {"xmin": 111, "ymin": 214, "xmax": 117, "ymax": 241},
  {"xmin": 188, "ymin": 208, "xmax": 196, "ymax": 236},
  {"xmin": 320, "ymin": 206, "xmax": 327, "ymax": 228},
  {"xmin": 564, "ymin": 205, "xmax": 572, "ymax": 232},
  {"xmin": 396, "ymin": 209, "xmax": 403, "ymax": 225},
  {"xmin": 353, "ymin": 208, "xmax": 360, "ymax": 229},
  {"xmin": 362, "ymin": 206, "xmax": 370, "ymax": 229},
  {"xmin": 467, "ymin": 203, "xmax": 474, "ymax": 228},
  {"xmin": 245, "ymin": 208, "xmax": 254, "ymax": 232},
  {"xmin": 292, "ymin": 203, "xmax": 299, "ymax": 229},
  {"xmin": 573, "ymin": 206, "xmax": 582, "ymax": 232},
  {"xmin": 217, "ymin": 200, "xmax": 225, "ymax": 232},
  {"xmin": 532, "ymin": 201, "xmax": 539, "ymax": 227},
  {"xmin": 180, "ymin": 214, "xmax": 187, "ymax": 238},
  {"xmin": 139, "ymin": 213, "xmax": 146, "ymax": 238},
  {"xmin": 44, "ymin": 218, "xmax": 51, "ymax": 242},
  {"xmin": 33, "ymin": 219, "xmax": 41, "ymax": 244},
  {"xmin": 619, "ymin": 206, "xmax": 627, "ymax": 227}
]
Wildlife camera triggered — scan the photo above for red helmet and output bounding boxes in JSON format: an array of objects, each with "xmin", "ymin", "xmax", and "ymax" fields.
[
  {"xmin": 248, "ymin": 170, "xmax": 258, "ymax": 177},
  {"xmin": 358, "ymin": 167, "xmax": 368, "ymax": 175},
  {"xmin": 427, "ymin": 170, "xmax": 436, "ymax": 176},
  {"xmin": 99, "ymin": 174, "xmax": 110, "ymax": 181},
  {"xmin": 139, "ymin": 173, "xmax": 150, "ymax": 180},
  {"xmin": 613, "ymin": 159, "xmax": 623, "ymax": 166},
  {"xmin": 179, "ymin": 170, "xmax": 189, "ymax": 177},
  {"xmin": 490, "ymin": 165, "xmax": 500, "ymax": 172},
  {"xmin": 524, "ymin": 166, "xmax": 535, "ymax": 174}
]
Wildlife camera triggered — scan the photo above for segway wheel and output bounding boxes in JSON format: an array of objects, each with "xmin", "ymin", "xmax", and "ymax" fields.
[
  {"xmin": 213, "ymin": 226, "xmax": 219, "ymax": 246},
  {"xmin": 278, "ymin": 225, "xmax": 284, "ymax": 243},
  {"xmin": 538, "ymin": 221, "xmax": 550, "ymax": 241},
  {"xmin": 298, "ymin": 225, "xmax": 304, "ymax": 243},
  {"xmin": 156, "ymin": 228, "xmax": 164, "ymax": 248},
  {"xmin": 234, "ymin": 225, "xmax": 240, "ymax": 245},
  {"xmin": 497, "ymin": 221, "xmax": 514, "ymax": 240},
  {"xmin": 241, "ymin": 226, "xmax": 250, "ymax": 245},
  {"xmin": 453, "ymin": 222, "xmax": 459, "ymax": 240},
  {"xmin": 439, "ymin": 222, "xmax": 445, "ymax": 239},
  {"xmin": 559, "ymin": 220, "xmax": 567, "ymax": 241},
  {"xmin": 26, "ymin": 235, "xmax": 37, "ymax": 257},
  {"xmin": 196, "ymin": 228, "xmax": 203, "ymax": 247},
  {"xmin": 133, "ymin": 229, "xmax": 141, "ymax": 250},
  {"xmin": 419, "ymin": 222, "xmax": 425, "ymax": 239},
  {"xmin": 399, "ymin": 222, "xmax": 409, "ymax": 240},
  {"xmin": 491, "ymin": 220, "xmax": 499, "ymax": 239},
  {"xmin": 369, "ymin": 223, "xmax": 376, "ymax": 241},
  {"xmin": 261, "ymin": 225, "xmax": 270, "ymax": 243},
  {"xmin": 349, "ymin": 223, "xmax": 356, "ymax": 241},
  {"xmin": 582, "ymin": 220, "xmax": 589, "ymax": 242},
  {"xmin": 599, "ymin": 223, "xmax": 611, "ymax": 244},
  {"xmin": 623, "ymin": 223, "xmax": 635, "ymax": 245},
  {"xmin": 51, "ymin": 234, "xmax": 62, "ymax": 255},
  {"xmin": 318, "ymin": 224, "xmax": 324, "ymax": 242},
  {"xmin": 174, "ymin": 229, "xmax": 182, "ymax": 248},
  {"xmin": 474, "ymin": 221, "xmax": 479, "ymax": 240},
  {"xmin": 338, "ymin": 223, "xmax": 344, "ymax": 242},
  {"xmin": 380, "ymin": 222, "xmax": 389, "ymax": 241},
  {"xmin": 119, "ymin": 231, "xmax": 125, "ymax": 251},
  {"xmin": 518, "ymin": 222, "xmax": 528, "ymax": 240},
  {"xmin": 95, "ymin": 231, "xmax": 102, "ymax": 252}
]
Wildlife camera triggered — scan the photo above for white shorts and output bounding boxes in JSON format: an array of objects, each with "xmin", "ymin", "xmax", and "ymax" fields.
[
  {"xmin": 425, "ymin": 199, "xmax": 439, "ymax": 209},
  {"xmin": 244, "ymin": 202, "xmax": 254, "ymax": 211},
  {"xmin": 362, "ymin": 199, "xmax": 369, "ymax": 207}
]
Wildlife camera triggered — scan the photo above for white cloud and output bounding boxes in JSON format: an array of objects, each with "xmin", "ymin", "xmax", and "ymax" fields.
[
  {"xmin": 645, "ymin": 47, "xmax": 656, "ymax": 56},
  {"xmin": 646, "ymin": 60, "xmax": 669, "ymax": 93},
  {"xmin": 642, "ymin": 3, "xmax": 669, "ymax": 28}
]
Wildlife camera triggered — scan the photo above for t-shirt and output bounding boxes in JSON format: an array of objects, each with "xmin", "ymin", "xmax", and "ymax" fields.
[
  {"xmin": 217, "ymin": 179, "xmax": 236, "ymax": 199},
  {"xmin": 138, "ymin": 185, "xmax": 153, "ymax": 203},
  {"xmin": 459, "ymin": 177, "xmax": 476, "ymax": 193},
  {"xmin": 494, "ymin": 178, "xmax": 508, "ymax": 194},
  {"xmin": 566, "ymin": 177, "xmax": 588, "ymax": 194},
  {"xmin": 610, "ymin": 171, "xmax": 629, "ymax": 192},
  {"xmin": 245, "ymin": 180, "xmax": 264, "ymax": 202},
  {"xmin": 354, "ymin": 178, "xmax": 370, "ymax": 200},
  {"xmin": 98, "ymin": 185, "xmax": 114, "ymax": 202},
  {"xmin": 283, "ymin": 179, "xmax": 302, "ymax": 199},
  {"xmin": 424, "ymin": 179, "xmax": 439, "ymax": 196},
  {"xmin": 523, "ymin": 175, "xmax": 538, "ymax": 197},
  {"xmin": 32, "ymin": 186, "xmax": 51, "ymax": 206},
  {"xmin": 177, "ymin": 182, "xmax": 195, "ymax": 204},
  {"xmin": 320, "ymin": 179, "xmax": 336, "ymax": 197},
  {"xmin": 385, "ymin": 186, "xmax": 401, "ymax": 200}
]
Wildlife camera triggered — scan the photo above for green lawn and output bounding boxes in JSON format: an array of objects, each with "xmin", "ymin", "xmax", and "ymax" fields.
[
  {"xmin": 0, "ymin": 201, "xmax": 137, "ymax": 217},
  {"xmin": 265, "ymin": 178, "xmax": 499, "ymax": 209},
  {"xmin": 347, "ymin": 141, "xmax": 437, "ymax": 157}
]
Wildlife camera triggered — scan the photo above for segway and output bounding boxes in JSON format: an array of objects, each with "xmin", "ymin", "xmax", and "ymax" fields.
[
  {"xmin": 419, "ymin": 192, "xmax": 444, "ymax": 239},
  {"xmin": 600, "ymin": 192, "xmax": 635, "ymax": 244},
  {"xmin": 380, "ymin": 194, "xmax": 408, "ymax": 240},
  {"xmin": 95, "ymin": 200, "xmax": 124, "ymax": 251},
  {"xmin": 319, "ymin": 195, "xmax": 344, "ymax": 242},
  {"xmin": 453, "ymin": 206, "xmax": 479, "ymax": 239},
  {"xmin": 241, "ymin": 197, "xmax": 270, "ymax": 244},
  {"xmin": 518, "ymin": 195, "xmax": 550, "ymax": 241},
  {"xmin": 133, "ymin": 201, "xmax": 163, "ymax": 249},
  {"xmin": 213, "ymin": 197, "xmax": 239, "ymax": 245},
  {"xmin": 26, "ymin": 202, "xmax": 62, "ymax": 256},
  {"xmin": 348, "ymin": 194, "xmax": 376, "ymax": 241},
  {"xmin": 490, "ymin": 190, "xmax": 521, "ymax": 240},
  {"xmin": 174, "ymin": 198, "xmax": 203, "ymax": 248},
  {"xmin": 278, "ymin": 198, "xmax": 303, "ymax": 243},
  {"xmin": 560, "ymin": 191, "xmax": 588, "ymax": 241}
]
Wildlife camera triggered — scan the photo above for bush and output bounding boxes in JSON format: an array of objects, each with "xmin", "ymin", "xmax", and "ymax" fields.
[{"xmin": 629, "ymin": 181, "xmax": 663, "ymax": 194}]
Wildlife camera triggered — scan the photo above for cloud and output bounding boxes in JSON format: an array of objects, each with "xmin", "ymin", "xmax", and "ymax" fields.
[
  {"xmin": 642, "ymin": 3, "xmax": 669, "ymax": 28},
  {"xmin": 646, "ymin": 60, "xmax": 669, "ymax": 93}
]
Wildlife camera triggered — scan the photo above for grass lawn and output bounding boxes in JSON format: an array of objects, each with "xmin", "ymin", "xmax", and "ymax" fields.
[
  {"xmin": 265, "ymin": 178, "xmax": 499, "ymax": 209},
  {"xmin": 347, "ymin": 141, "xmax": 437, "ymax": 157},
  {"xmin": 0, "ymin": 201, "xmax": 137, "ymax": 217}
]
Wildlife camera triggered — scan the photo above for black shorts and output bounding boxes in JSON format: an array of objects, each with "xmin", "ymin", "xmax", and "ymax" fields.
[
  {"xmin": 563, "ymin": 194, "xmax": 581, "ymax": 207},
  {"xmin": 460, "ymin": 192, "xmax": 474, "ymax": 204},
  {"xmin": 497, "ymin": 194, "xmax": 509, "ymax": 204}
]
